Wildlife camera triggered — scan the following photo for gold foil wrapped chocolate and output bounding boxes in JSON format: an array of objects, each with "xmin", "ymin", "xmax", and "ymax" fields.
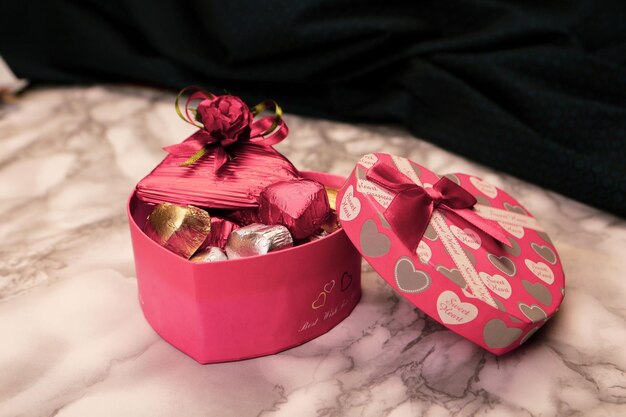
[
  {"xmin": 144, "ymin": 203, "xmax": 211, "ymax": 259},
  {"xmin": 325, "ymin": 186, "xmax": 338, "ymax": 211},
  {"xmin": 190, "ymin": 246, "xmax": 228, "ymax": 263},
  {"xmin": 225, "ymin": 223, "xmax": 293, "ymax": 259}
]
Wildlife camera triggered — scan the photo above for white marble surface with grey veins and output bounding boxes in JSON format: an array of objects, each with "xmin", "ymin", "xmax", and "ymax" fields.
[{"xmin": 1, "ymin": 86, "xmax": 625, "ymax": 417}]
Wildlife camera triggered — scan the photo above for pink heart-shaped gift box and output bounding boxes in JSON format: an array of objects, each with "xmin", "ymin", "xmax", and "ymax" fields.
[
  {"xmin": 128, "ymin": 172, "xmax": 362, "ymax": 363},
  {"xmin": 337, "ymin": 153, "xmax": 565, "ymax": 355}
]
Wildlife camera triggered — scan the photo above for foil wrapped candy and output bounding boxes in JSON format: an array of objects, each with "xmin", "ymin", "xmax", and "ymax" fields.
[
  {"xmin": 225, "ymin": 223, "xmax": 293, "ymax": 259},
  {"xmin": 258, "ymin": 179, "xmax": 331, "ymax": 240},
  {"xmin": 144, "ymin": 203, "xmax": 212, "ymax": 259}
]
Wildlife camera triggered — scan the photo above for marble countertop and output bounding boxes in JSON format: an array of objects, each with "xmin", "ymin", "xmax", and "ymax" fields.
[{"xmin": 1, "ymin": 86, "xmax": 625, "ymax": 417}]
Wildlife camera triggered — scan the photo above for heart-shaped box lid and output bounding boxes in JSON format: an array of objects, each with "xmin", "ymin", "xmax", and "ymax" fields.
[{"xmin": 337, "ymin": 153, "xmax": 565, "ymax": 355}]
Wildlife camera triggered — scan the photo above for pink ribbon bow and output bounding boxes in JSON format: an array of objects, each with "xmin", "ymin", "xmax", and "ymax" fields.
[
  {"xmin": 366, "ymin": 161, "xmax": 511, "ymax": 252},
  {"xmin": 164, "ymin": 87, "xmax": 289, "ymax": 172}
]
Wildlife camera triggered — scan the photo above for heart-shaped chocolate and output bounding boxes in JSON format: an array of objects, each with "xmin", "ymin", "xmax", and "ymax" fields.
[
  {"xmin": 436, "ymin": 265, "xmax": 467, "ymax": 289},
  {"xmin": 360, "ymin": 219, "xmax": 391, "ymax": 257},
  {"xmin": 488, "ymin": 254, "xmax": 517, "ymax": 276},
  {"xmin": 518, "ymin": 303, "xmax": 547, "ymax": 323},
  {"xmin": 483, "ymin": 319, "xmax": 523, "ymax": 349},
  {"xmin": 395, "ymin": 257, "xmax": 431, "ymax": 293},
  {"xmin": 137, "ymin": 142, "xmax": 300, "ymax": 209},
  {"xmin": 531, "ymin": 243, "xmax": 557, "ymax": 264},
  {"xmin": 522, "ymin": 280, "xmax": 552, "ymax": 306}
]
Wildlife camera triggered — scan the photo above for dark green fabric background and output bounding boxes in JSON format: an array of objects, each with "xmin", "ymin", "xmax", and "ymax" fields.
[{"xmin": 2, "ymin": 1, "xmax": 625, "ymax": 216}]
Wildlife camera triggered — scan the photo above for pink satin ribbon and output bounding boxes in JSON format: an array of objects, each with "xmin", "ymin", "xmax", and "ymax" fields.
[
  {"xmin": 366, "ymin": 161, "xmax": 511, "ymax": 252},
  {"xmin": 164, "ymin": 90, "xmax": 289, "ymax": 172}
]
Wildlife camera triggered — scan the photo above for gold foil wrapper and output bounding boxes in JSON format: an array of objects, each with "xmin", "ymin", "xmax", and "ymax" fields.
[
  {"xmin": 144, "ymin": 203, "xmax": 211, "ymax": 259},
  {"xmin": 225, "ymin": 223, "xmax": 293, "ymax": 259},
  {"xmin": 325, "ymin": 186, "xmax": 338, "ymax": 211}
]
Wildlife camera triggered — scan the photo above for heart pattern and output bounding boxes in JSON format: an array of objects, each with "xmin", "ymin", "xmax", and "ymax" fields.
[
  {"xmin": 520, "ymin": 327, "xmax": 540, "ymax": 345},
  {"xmin": 339, "ymin": 185, "xmax": 361, "ymax": 221},
  {"xmin": 437, "ymin": 291, "xmax": 478, "ymax": 325},
  {"xmin": 498, "ymin": 221, "xmax": 525, "ymax": 239},
  {"xmin": 470, "ymin": 177, "xmax": 498, "ymax": 198},
  {"xmin": 537, "ymin": 230, "xmax": 553, "ymax": 244},
  {"xmin": 436, "ymin": 265, "xmax": 467, "ymax": 289},
  {"xmin": 504, "ymin": 202, "xmax": 527, "ymax": 215},
  {"xmin": 341, "ymin": 272, "xmax": 353, "ymax": 291},
  {"xmin": 423, "ymin": 224, "xmax": 438, "ymax": 241},
  {"xmin": 463, "ymin": 248, "xmax": 476, "ymax": 266},
  {"xmin": 518, "ymin": 303, "xmax": 547, "ymax": 323},
  {"xmin": 479, "ymin": 272, "xmax": 512, "ymax": 299},
  {"xmin": 338, "ymin": 153, "xmax": 564, "ymax": 355},
  {"xmin": 450, "ymin": 225, "xmax": 482, "ymax": 250},
  {"xmin": 416, "ymin": 241, "xmax": 432, "ymax": 264},
  {"xmin": 324, "ymin": 280, "xmax": 335, "ymax": 293},
  {"xmin": 502, "ymin": 237, "xmax": 521, "ymax": 257},
  {"xmin": 360, "ymin": 220, "xmax": 391, "ymax": 257},
  {"xmin": 483, "ymin": 319, "xmax": 523, "ymax": 349},
  {"xmin": 522, "ymin": 280, "xmax": 552, "ymax": 306},
  {"xmin": 358, "ymin": 154, "xmax": 378, "ymax": 169},
  {"xmin": 444, "ymin": 173, "xmax": 460, "ymax": 185},
  {"xmin": 531, "ymin": 243, "xmax": 557, "ymax": 264},
  {"xmin": 525, "ymin": 259, "xmax": 554, "ymax": 284},
  {"xmin": 395, "ymin": 257, "xmax": 431, "ymax": 293},
  {"xmin": 312, "ymin": 292, "xmax": 326, "ymax": 309},
  {"xmin": 474, "ymin": 195, "xmax": 492, "ymax": 206},
  {"xmin": 377, "ymin": 211, "xmax": 391, "ymax": 229},
  {"xmin": 488, "ymin": 254, "xmax": 517, "ymax": 276}
]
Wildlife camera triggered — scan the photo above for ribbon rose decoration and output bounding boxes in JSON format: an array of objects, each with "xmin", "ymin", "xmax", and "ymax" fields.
[{"xmin": 164, "ymin": 86, "xmax": 289, "ymax": 172}]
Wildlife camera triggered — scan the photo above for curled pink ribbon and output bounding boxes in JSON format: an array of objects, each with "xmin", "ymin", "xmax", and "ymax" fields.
[
  {"xmin": 164, "ymin": 86, "xmax": 289, "ymax": 172},
  {"xmin": 366, "ymin": 161, "xmax": 511, "ymax": 252}
]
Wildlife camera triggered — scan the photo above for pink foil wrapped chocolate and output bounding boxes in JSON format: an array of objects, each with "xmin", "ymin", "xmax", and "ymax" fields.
[
  {"xmin": 144, "ymin": 203, "xmax": 211, "ymax": 259},
  {"xmin": 338, "ymin": 153, "xmax": 565, "ymax": 355},
  {"xmin": 200, "ymin": 217, "xmax": 240, "ymax": 249},
  {"xmin": 258, "ymin": 179, "xmax": 331, "ymax": 239},
  {"xmin": 135, "ymin": 89, "xmax": 300, "ymax": 209}
]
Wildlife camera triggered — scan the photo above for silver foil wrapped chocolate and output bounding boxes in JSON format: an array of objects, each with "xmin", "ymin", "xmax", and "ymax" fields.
[
  {"xmin": 190, "ymin": 246, "xmax": 228, "ymax": 263},
  {"xmin": 225, "ymin": 223, "xmax": 293, "ymax": 259}
]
